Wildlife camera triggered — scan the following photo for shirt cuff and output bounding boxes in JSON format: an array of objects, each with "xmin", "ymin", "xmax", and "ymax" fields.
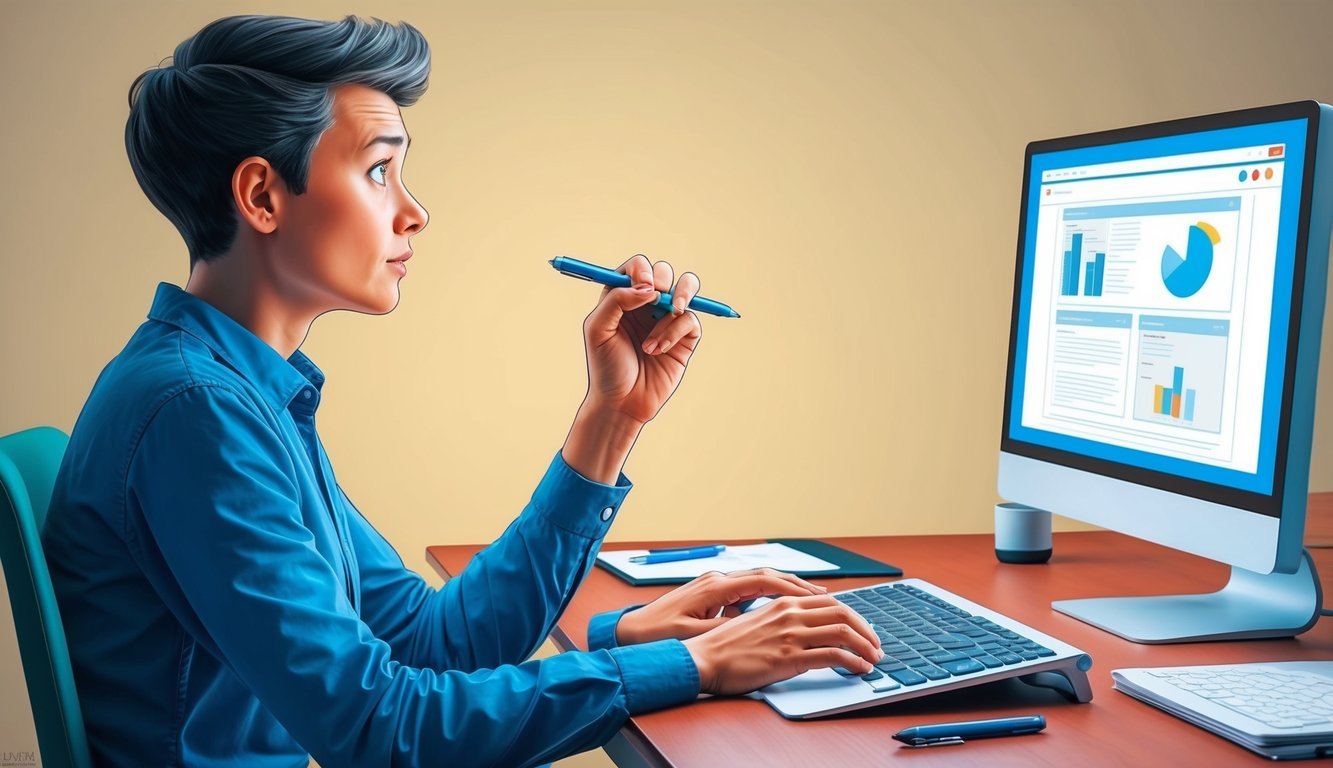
[
  {"xmin": 609, "ymin": 639, "xmax": 701, "ymax": 714},
  {"xmin": 528, "ymin": 452, "xmax": 632, "ymax": 539},
  {"xmin": 586, "ymin": 605, "xmax": 645, "ymax": 651}
]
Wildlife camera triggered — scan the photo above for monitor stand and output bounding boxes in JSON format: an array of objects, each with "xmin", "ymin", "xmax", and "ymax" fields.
[{"xmin": 1052, "ymin": 548, "xmax": 1323, "ymax": 644}]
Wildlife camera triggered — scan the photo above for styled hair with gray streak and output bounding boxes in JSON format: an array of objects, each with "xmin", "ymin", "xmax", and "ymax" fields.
[{"xmin": 126, "ymin": 15, "xmax": 430, "ymax": 265}]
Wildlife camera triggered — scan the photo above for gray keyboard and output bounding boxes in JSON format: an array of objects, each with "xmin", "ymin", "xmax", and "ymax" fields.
[{"xmin": 832, "ymin": 582, "xmax": 1059, "ymax": 690}]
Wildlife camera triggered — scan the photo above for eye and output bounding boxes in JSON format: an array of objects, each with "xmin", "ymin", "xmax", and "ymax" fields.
[{"xmin": 369, "ymin": 160, "xmax": 390, "ymax": 186}]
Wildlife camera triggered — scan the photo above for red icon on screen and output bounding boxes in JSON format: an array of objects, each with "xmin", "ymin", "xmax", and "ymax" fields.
[{"xmin": 1252, "ymin": 170, "xmax": 1260, "ymax": 181}]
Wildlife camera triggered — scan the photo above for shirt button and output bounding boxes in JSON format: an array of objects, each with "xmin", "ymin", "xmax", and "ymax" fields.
[
  {"xmin": 302, "ymin": 389, "xmax": 313, "ymax": 400},
  {"xmin": 600, "ymin": 507, "xmax": 614, "ymax": 522}
]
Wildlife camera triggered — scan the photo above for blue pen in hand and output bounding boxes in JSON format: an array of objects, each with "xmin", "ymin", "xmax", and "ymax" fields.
[
  {"xmin": 629, "ymin": 545, "xmax": 727, "ymax": 565},
  {"xmin": 549, "ymin": 256, "xmax": 742, "ymax": 318},
  {"xmin": 892, "ymin": 714, "xmax": 1046, "ymax": 747}
]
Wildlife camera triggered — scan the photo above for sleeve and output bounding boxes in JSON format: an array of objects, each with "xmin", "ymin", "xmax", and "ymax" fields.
[
  {"xmin": 347, "ymin": 453, "xmax": 632, "ymax": 670},
  {"xmin": 123, "ymin": 386, "xmax": 700, "ymax": 768},
  {"xmin": 587, "ymin": 606, "xmax": 643, "ymax": 651}
]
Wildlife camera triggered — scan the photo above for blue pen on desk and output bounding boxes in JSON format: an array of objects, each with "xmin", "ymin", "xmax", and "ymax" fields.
[
  {"xmin": 629, "ymin": 545, "xmax": 727, "ymax": 565},
  {"xmin": 891, "ymin": 714, "xmax": 1046, "ymax": 747},
  {"xmin": 549, "ymin": 256, "xmax": 742, "ymax": 318}
]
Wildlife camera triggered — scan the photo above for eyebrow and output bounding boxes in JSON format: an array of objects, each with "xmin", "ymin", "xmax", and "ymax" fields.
[{"xmin": 361, "ymin": 134, "xmax": 409, "ymax": 151}]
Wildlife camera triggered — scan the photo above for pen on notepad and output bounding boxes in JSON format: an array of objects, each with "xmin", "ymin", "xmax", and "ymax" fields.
[
  {"xmin": 549, "ymin": 256, "xmax": 742, "ymax": 318},
  {"xmin": 629, "ymin": 545, "xmax": 727, "ymax": 565}
]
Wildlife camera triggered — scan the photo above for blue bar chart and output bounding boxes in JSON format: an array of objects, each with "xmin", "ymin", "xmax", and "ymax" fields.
[{"xmin": 1061, "ymin": 228, "xmax": 1107, "ymax": 297}]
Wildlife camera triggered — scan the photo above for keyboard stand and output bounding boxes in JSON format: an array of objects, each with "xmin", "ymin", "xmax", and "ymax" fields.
[{"xmin": 1021, "ymin": 666, "xmax": 1094, "ymax": 703}]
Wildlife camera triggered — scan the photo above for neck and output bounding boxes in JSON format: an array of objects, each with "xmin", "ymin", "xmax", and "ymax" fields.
[{"xmin": 184, "ymin": 251, "xmax": 317, "ymax": 360}]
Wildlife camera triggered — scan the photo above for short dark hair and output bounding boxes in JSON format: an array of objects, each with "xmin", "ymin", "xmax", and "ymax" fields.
[{"xmin": 125, "ymin": 15, "xmax": 430, "ymax": 266}]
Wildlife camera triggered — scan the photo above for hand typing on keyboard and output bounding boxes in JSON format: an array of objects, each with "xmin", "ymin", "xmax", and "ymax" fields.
[
  {"xmin": 680, "ymin": 591, "xmax": 883, "ymax": 695},
  {"xmin": 614, "ymin": 568, "xmax": 834, "ymax": 645}
]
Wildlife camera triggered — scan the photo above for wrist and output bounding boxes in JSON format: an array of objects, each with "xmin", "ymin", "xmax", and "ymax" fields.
[
  {"xmin": 615, "ymin": 608, "xmax": 645, "ymax": 646},
  {"xmin": 682, "ymin": 635, "xmax": 716, "ymax": 694},
  {"xmin": 561, "ymin": 402, "xmax": 644, "ymax": 485}
]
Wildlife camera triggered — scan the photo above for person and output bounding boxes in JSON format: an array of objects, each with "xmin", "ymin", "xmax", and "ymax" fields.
[{"xmin": 42, "ymin": 14, "xmax": 881, "ymax": 767}]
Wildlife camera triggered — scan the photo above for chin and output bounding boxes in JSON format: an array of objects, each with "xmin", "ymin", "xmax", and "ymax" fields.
[
  {"xmin": 351, "ymin": 286, "xmax": 402, "ymax": 316},
  {"xmin": 372, "ymin": 292, "xmax": 402, "ymax": 315}
]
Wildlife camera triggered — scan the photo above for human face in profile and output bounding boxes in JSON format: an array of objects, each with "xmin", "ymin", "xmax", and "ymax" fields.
[{"xmin": 272, "ymin": 84, "xmax": 429, "ymax": 316}]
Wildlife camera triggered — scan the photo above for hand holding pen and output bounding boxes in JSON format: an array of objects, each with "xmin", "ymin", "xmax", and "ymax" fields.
[
  {"xmin": 557, "ymin": 254, "xmax": 717, "ymax": 429},
  {"xmin": 551, "ymin": 256, "xmax": 741, "ymax": 318}
]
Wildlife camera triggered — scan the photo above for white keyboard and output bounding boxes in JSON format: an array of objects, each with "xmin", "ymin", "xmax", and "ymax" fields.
[
  {"xmin": 1147, "ymin": 665, "xmax": 1333, "ymax": 729},
  {"xmin": 1113, "ymin": 662, "xmax": 1333, "ymax": 760}
]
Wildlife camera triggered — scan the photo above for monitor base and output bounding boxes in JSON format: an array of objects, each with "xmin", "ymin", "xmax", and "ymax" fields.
[{"xmin": 1052, "ymin": 548, "xmax": 1323, "ymax": 644}]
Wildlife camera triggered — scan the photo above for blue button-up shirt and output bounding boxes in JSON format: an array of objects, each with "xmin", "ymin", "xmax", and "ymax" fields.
[{"xmin": 43, "ymin": 283, "xmax": 698, "ymax": 767}]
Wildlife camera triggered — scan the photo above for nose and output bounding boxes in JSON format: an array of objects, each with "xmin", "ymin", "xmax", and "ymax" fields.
[{"xmin": 395, "ymin": 186, "xmax": 429, "ymax": 235}]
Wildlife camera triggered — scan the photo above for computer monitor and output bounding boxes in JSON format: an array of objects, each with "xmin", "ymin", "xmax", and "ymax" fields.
[{"xmin": 999, "ymin": 101, "xmax": 1332, "ymax": 643}]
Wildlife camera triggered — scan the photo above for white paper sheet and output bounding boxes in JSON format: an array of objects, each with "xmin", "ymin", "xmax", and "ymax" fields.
[{"xmin": 596, "ymin": 542, "xmax": 839, "ymax": 581}]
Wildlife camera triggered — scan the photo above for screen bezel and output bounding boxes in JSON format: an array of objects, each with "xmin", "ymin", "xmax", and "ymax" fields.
[{"xmin": 1000, "ymin": 101, "xmax": 1322, "ymax": 520}]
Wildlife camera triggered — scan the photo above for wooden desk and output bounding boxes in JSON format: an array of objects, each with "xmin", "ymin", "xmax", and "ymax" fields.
[{"xmin": 427, "ymin": 493, "xmax": 1333, "ymax": 766}]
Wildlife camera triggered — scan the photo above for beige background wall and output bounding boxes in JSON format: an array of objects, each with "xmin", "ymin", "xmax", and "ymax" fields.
[{"xmin": 3, "ymin": 1, "xmax": 1333, "ymax": 765}]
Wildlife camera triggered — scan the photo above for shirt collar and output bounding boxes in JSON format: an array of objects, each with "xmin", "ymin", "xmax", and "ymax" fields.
[{"xmin": 146, "ymin": 283, "xmax": 324, "ymax": 411}]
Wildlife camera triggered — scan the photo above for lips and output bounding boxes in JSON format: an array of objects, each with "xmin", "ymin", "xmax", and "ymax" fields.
[{"xmin": 388, "ymin": 250, "xmax": 413, "ymax": 263}]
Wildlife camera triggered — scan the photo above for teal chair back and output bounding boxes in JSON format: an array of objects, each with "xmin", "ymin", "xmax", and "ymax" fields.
[{"xmin": 0, "ymin": 426, "xmax": 91, "ymax": 768}]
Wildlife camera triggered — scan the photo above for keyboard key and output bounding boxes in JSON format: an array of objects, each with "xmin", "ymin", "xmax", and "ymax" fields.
[
  {"xmin": 994, "ymin": 652, "xmax": 1024, "ymax": 665},
  {"xmin": 860, "ymin": 669, "xmax": 884, "ymax": 681},
  {"xmin": 874, "ymin": 661, "xmax": 907, "ymax": 673},
  {"xmin": 926, "ymin": 651, "xmax": 968, "ymax": 664},
  {"xmin": 832, "ymin": 667, "xmax": 860, "ymax": 677},
  {"xmin": 974, "ymin": 655, "xmax": 1003, "ymax": 669},
  {"xmin": 937, "ymin": 634, "xmax": 977, "ymax": 650},
  {"xmin": 1295, "ymin": 714, "xmax": 1332, "ymax": 725},
  {"xmin": 917, "ymin": 664, "xmax": 952, "ymax": 681},
  {"xmin": 888, "ymin": 669, "xmax": 930, "ymax": 686},
  {"xmin": 1258, "ymin": 718, "xmax": 1305, "ymax": 729},
  {"xmin": 938, "ymin": 658, "xmax": 986, "ymax": 675},
  {"xmin": 868, "ymin": 677, "xmax": 902, "ymax": 693}
]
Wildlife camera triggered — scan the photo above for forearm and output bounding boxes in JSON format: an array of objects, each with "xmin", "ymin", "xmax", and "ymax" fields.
[
  {"xmin": 352, "ymin": 453, "xmax": 630, "ymax": 670},
  {"xmin": 561, "ymin": 402, "xmax": 644, "ymax": 485},
  {"xmin": 283, "ymin": 637, "xmax": 698, "ymax": 768}
]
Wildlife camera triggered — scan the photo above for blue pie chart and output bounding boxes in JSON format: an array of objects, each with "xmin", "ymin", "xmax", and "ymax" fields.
[{"xmin": 1161, "ymin": 222, "xmax": 1218, "ymax": 298}]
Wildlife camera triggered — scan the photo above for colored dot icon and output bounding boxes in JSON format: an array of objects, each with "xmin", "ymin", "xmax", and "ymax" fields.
[
  {"xmin": 1265, "ymin": 167, "xmax": 1274, "ymax": 180},
  {"xmin": 1252, "ymin": 169, "xmax": 1260, "ymax": 181},
  {"xmin": 1239, "ymin": 170, "xmax": 1247, "ymax": 182}
]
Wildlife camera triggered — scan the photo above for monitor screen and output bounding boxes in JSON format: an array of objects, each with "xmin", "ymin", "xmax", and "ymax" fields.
[
  {"xmin": 998, "ymin": 102, "xmax": 1330, "ymax": 641},
  {"xmin": 1003, "ymin": 112, "xmax": 1317, "ymax": 518}
]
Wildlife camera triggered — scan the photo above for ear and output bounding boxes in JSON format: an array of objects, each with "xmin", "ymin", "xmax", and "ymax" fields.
[{"xmin": 230, "ymin": 156, "xmax": 282, "ymax": 235}]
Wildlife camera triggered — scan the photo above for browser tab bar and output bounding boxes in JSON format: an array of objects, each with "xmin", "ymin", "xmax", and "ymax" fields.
[{"xmin": 1041, "ymin": 144, "xmax": 1284, "ymax": 183}]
